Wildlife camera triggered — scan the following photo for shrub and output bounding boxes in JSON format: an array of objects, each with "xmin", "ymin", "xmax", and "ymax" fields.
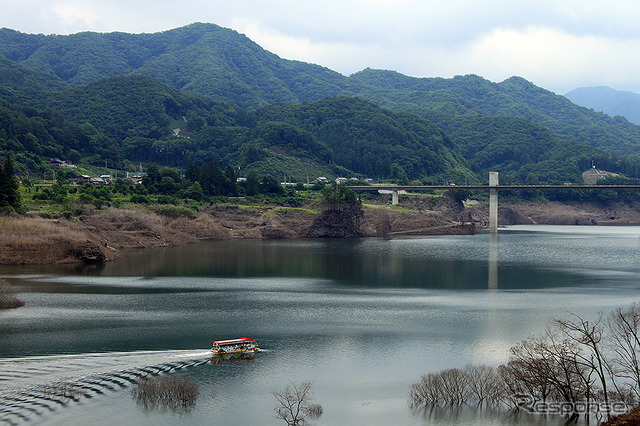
[
  {"xmin": 153, "ymin": 205, "xmax": 196, "ymax": 219},
  {"xmin": 132, "ymin": 375, "xmax": 199, "ymax": 411},
  {"xmin": 0, "ymin": 282, "xmax": 25, "ymax": 309},
  {"xmin": 130, "ymin": 194, "xmax": 150, "ymax": 204},
  {"xmin": 157, "ymin": 195, "xmax": 177, "ymax": 205},
  {"xmin": 41, "ymin": 381, "xmax": 87, "ymax": 399}
]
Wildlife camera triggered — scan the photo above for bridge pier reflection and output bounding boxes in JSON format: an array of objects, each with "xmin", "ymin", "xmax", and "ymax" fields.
[{"xmin": 488, "ymin": 232, "xmax": 498, "ymax": 289}]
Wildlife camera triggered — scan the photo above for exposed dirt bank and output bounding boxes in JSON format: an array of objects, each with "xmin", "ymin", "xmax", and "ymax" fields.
[
  {"xmin": 602, "ymin": 405, "xmax": 640, "ymax": 425},
  {"xmin": 0, "ymin": 204, "xmax": 471, "ymax": 265},
  {"xmin": 495, "ymin": 201, "xmax": 640, "ymax": 226},
  {"xmin": 1, "ymin": 200, "xmax": 639, "ymax": 265}
]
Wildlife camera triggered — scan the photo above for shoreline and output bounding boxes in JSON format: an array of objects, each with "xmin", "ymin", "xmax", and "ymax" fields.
[{"xmin": 1, "ymin": 200, "xmax": 639, "ymax": 266}]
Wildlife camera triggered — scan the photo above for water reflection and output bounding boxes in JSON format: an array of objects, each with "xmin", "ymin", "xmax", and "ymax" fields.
[
  {"xmin": 210, "ymin": 352, "xmax": 257, "ymax": 365},
  {"xmin": 2, "ymin": 227, "xmax": 640, "ymax": 425},
  {"xmin": 3, "ymin": 229, "xmax": 635, "ymax": 291},
  {"xmin": 411, "ymin": 404, "xmax": 571, "ymax": 425},
  {"xmin": 489, "ymin": 233, "xmax": 498, "ymax": 290}
]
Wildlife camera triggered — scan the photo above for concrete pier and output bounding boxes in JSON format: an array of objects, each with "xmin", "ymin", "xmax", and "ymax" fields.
[
  {"xmin": 489, "ymin": 172, "xmax": 499, "ymax": 234},
  {"xmin": 392, "ymin": 190, "xmax": 399, "ymax": 205}
]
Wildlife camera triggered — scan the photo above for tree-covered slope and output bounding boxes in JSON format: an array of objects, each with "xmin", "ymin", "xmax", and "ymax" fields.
[
  {"xmin": 3, "ymin": 23, "xmax": 640, "ymax": 158},
  {"xmin": 45, "ymin": 74, "xmax": 237, "ymax": 141},
  {"xmin": 0, "ymin": 100, "xmax": 122, "ymax": 173},
  {"xmin": 0, "ymin": 24, "xmax": 353, "ymax": 109},
  {"xmin": 447, "ymin": 115, "xmax": 631, "ymax": 184},
  {"xmin": 0, "ymin": 57, "xmax": 69, "ymax": 105},
  {"xmin": 0, "ymin": 68, "xmax": 476, "ymax": 182},
  {"xmin": 350, "ymin": 70, "xmax": 640, "ymax": 155},
  {"xmin": 3, "ymin": 24, "xmax": 640, "ymax": 184},
  {"xmin": 256, "ymin": 97, "xmax": 472, "ymax": 182}
]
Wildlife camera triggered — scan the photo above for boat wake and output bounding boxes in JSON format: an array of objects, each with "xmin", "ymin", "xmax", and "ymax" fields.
[{"xmin": 0, "ymin": 349, "xmax": 211, "ymax": 425}]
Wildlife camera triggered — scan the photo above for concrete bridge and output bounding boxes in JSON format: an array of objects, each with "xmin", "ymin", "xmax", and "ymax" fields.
[{"xmin": 349, "ymin": 172, "xmax": 640, "ymax": 233}]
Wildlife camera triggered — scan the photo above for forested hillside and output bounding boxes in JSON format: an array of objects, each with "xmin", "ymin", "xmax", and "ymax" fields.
[
  {"xmin": 256, "ymin": 97, "xmax": 471, "ymax": 182},
  {"xmin": 0, "ymin": 24, "xmax": 353, "ymax": 109},
  {"xmin": 0, "ymin": 69, "xmax": 474, "ymax": 182},
  {"xmin": 350, "ymin": 70, "xmax": 640, "ymax": 155},
  {"xmin": 1, "ymin": 23, "xmax": 640, "ymax": 184}
]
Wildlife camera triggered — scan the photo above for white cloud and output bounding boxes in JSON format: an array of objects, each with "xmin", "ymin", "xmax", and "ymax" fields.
[{"xmin": 45, "ymin": 2, "xmax": 100, "ymax": 31}]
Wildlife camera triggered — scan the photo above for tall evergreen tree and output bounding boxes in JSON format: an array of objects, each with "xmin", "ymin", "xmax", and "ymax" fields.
[
  {"xmin": 185, "ymin": 161, "xmax": 200, "ymax": 182},
  {"xmin": 245, "ymin": 171, "xmax": 259, "ymax": 196},
  {"xmin": 224, "ymin": 165, "xmax": 238, "ymax": 196},
  {"xmin": 1, "ymin": 154, "xmax": 20, "ymax": 209}
]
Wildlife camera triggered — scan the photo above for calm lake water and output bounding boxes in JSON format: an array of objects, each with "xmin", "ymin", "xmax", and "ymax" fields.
[{"xmin": 1, "ymin": 225, "xmax": 639, "ymax": 425}]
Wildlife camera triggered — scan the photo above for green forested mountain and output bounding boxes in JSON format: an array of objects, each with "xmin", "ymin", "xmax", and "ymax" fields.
[
  {"xmin": 0, "ymin": 24, "xmax": 353, "ymax": 109},
  {"xmin": 2, "ymin": 23, "xmax": 640, "ymax": 154},
  {"xmin": 0, "ymin": 70, "xmax": 474, "ymax": 182},
  {"xmin": 350, "ymin": 70, "xmax": 640, "ymax": 155},
  {"xmin": 0, "ymin": 99, "xmax": 121, "ymax": 172},
  {"xmin": 0, "ymin": 57, "xmax": 69, "ymax": 105},
  {"xmin": 1, "ymin": 23, "xmax": 640, "ymax": 184},
  {"xmin": 256, "ymin": 97, "xmax": 471, "ymax": 182}
]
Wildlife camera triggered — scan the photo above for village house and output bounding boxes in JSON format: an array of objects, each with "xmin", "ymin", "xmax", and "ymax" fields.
[{"xmin": 77, "ymin": 175, "xmax": 105, "ymax": 184}]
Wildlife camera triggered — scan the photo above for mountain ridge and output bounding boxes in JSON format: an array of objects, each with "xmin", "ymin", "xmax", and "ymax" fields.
[{"xmin": 1, "ymin": 23, "xmax": 640, "ymax": 185}]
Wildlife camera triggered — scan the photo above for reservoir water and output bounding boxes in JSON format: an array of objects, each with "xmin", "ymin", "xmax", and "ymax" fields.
[{"xmin": 0, "ymin": 225, "xmax": 639, "ymax": 425}]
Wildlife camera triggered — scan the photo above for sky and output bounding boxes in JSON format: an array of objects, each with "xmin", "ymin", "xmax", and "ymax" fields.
[{"xmin": 3, "ymin": 0, "xmax": 640, "ymax": 94}]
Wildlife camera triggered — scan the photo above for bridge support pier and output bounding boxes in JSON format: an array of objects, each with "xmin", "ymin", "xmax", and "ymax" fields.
[
  {"xmin": 392, "ymin": 190, "xmax": 399, "ymax": 205},
  {"xmin": 489, "ymin": 172, "xmax": 499, "ymax": 234}
]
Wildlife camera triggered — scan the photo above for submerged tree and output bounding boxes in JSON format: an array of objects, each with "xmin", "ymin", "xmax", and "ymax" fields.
[
  {"xmin": 409, "ymin": 305, "xmax": 640, "ymax": 423},
  {"xmin": 608, "ymin": 304, "xmax": 640, "ymax": 401},
  {"xmin": 273, "ymin": 381, "xmax": 322, "ymax": 425}
]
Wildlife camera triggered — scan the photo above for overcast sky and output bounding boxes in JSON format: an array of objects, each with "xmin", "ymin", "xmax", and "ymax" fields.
[{"xmin": 3, "ymin": 0, "xmax": 640, "ymax": 94}]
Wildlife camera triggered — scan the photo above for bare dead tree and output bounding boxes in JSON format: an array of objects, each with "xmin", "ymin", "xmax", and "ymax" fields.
[
  {"xmin": 132, "ymin": 374, "xmax": 199, "ymax": 412},
  {"xmin": 555, "ymin": 313, "xmax": 612, "ymax": 420},
  {"xmin": 409, "ymin": 372, "xmax": 444, "ymax": 407},
  {"xmin": 496, "ymin": 364, "xmax": 525, "ymax": 409},
  {"xmin": 503, "ymin": 334, "xmax": 557, "ymax": 404},
  {"xmin": 608, "ymin": 303, "xmax": 640, "ymax": 401},
  {"xmin": 409, "ymin": 305, "xmax": 640, "ymax": 421},
  {"xmin": 273, "ymin": 381, "xmax": 322, "ymax": 425},
  {"xmin": 438, "ymin": 368, "xmax": 469, "ymax": 405},
  {"xmin": 464, "ymin": 364, "xmax": 500, "ymax": 406},
  {"xmin": 544, "ymin": 327, "xmax": 595, "ymax": 419}
]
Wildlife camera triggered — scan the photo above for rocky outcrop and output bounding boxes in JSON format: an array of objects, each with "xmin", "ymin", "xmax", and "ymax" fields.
[
  {"xmin": 307, "ymin": 209, "xmax": 364, "ymax": 238},
  {"xmin": 71, "ymin": 243, "xmax": 106, "ymax": 263}
]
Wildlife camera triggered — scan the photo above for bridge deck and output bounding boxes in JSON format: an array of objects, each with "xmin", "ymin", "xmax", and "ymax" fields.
[{"xmin": 348, "ymin": 185, "xmax": 640, "ymax": 191}]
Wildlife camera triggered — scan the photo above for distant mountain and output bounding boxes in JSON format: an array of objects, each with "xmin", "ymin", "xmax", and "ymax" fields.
[{"xmin": 565, "ymin": 86, "xmax": 640, "ymax": 125}]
